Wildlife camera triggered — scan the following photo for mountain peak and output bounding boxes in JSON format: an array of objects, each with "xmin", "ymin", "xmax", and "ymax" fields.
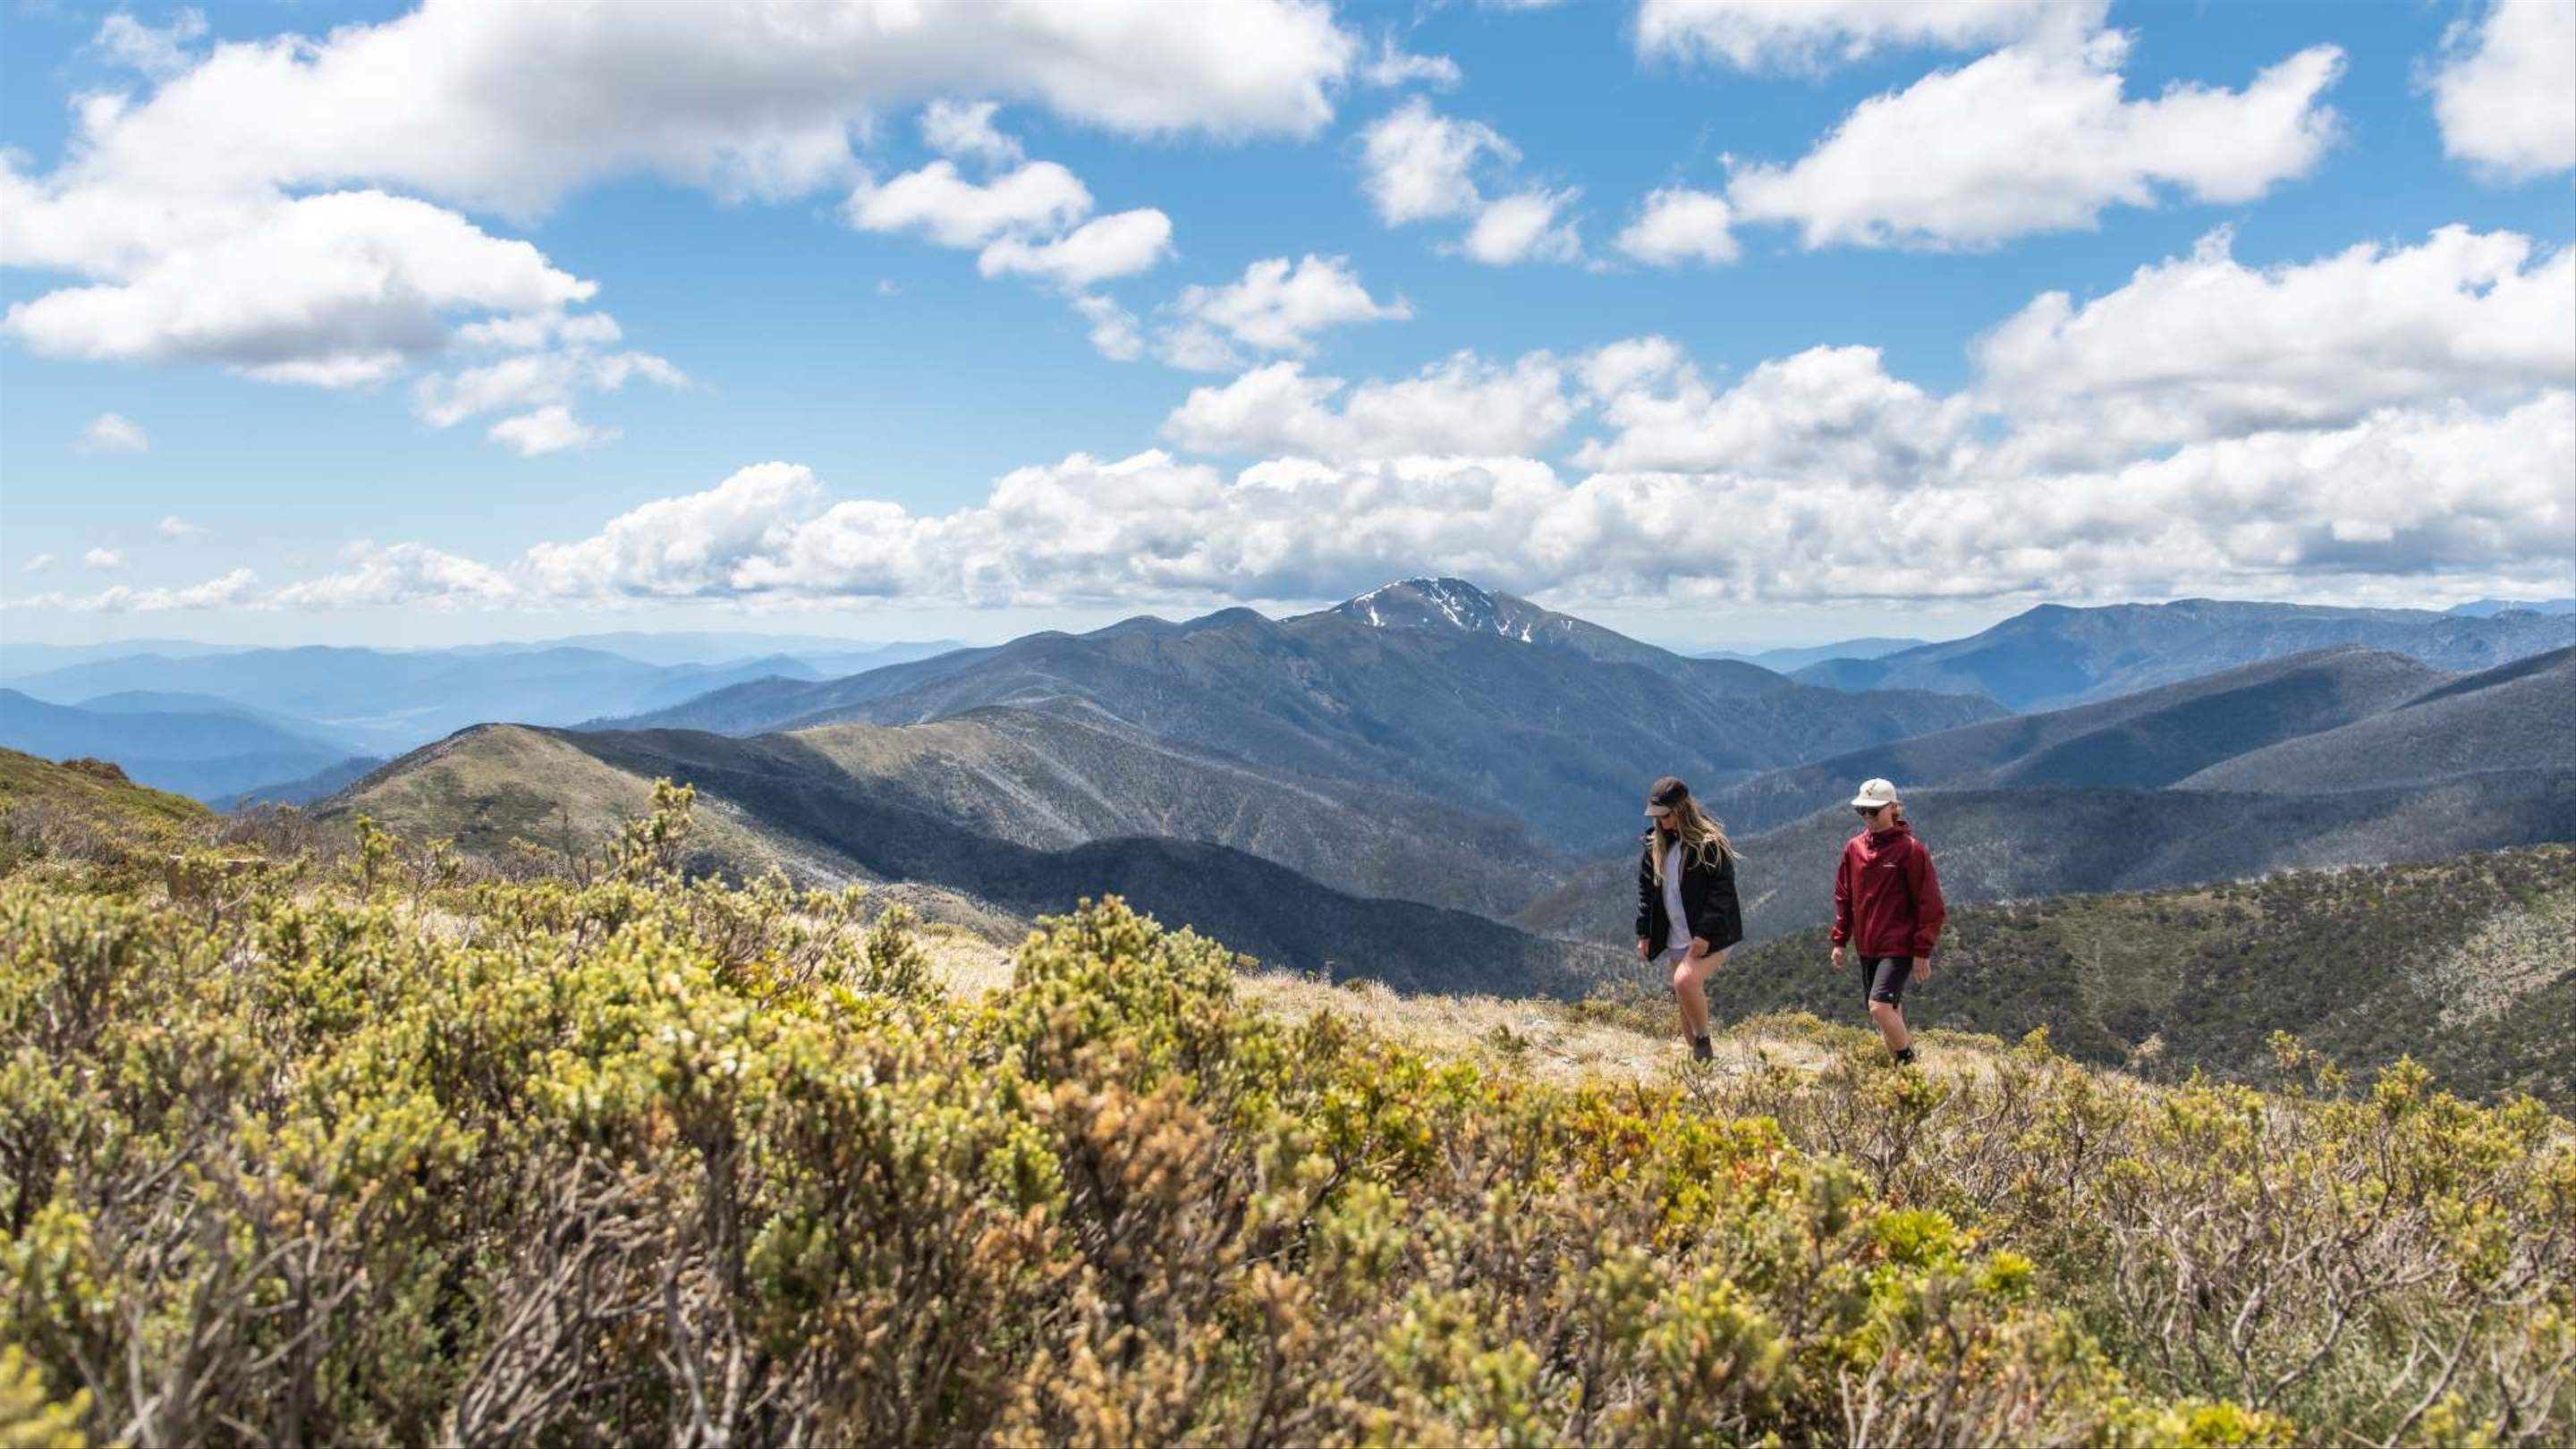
[{"xmin": 1336, "ymin": 578, "xmax": 1544, "ymax": 640}]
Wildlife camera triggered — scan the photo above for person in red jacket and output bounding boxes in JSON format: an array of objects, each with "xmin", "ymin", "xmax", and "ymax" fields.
[{"xmin": 1828, "ymin": 777, "xmax": 1946, "ymax": 1065}]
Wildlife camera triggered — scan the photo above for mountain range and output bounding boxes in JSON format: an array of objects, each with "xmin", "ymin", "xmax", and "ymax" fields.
[
  {"xmin": 1706, "ymin": 646, "xmax": 2488, "ymax": 835},
  {"xmin": 1514, "ymin": 647, "xmax": 2576, "ymax": 946},
  {"xmin": 1697, "ymin": 638, "xmax": 1928, "ymax": 672},
  {"xmin": 28, "ymin": 580, "xmax": 2573, "ymax": 996},
  {"xmin": 0, "ymin": 637, "xmax": 961, "ymax": 759},
  {"xmin": 599, "ymin": 579, "xmax": 2005, "ymax": 850},
  {"xmin": 2447, "ymin": 597, "xmax": 2575, "ymax": 617},
  {"xmin": 1792, "ymin": 597, "xmax": 2572, "ymax": 709},
  {"xmin": 0, "ymin": 689, "xmax": 352, "ymax": 802}
]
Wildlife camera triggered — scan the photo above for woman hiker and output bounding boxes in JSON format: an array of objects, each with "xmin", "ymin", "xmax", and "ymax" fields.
[
  {"xmin": 1829, "ymin": 777, "xmax": 1947, "ymax": 1066},
  {"xmin": 1634, "ymin": 775, "xmax": 1744, "ymax": 1063}
]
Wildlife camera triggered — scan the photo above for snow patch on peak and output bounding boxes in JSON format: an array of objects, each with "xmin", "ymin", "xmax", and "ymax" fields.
[{"xmin": 1337, "ymin": 577, "xmax": 1556, "ymax": 642}]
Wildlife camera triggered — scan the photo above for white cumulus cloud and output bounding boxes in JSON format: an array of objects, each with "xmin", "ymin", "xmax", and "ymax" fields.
[
  {"xmin": 1637, "ymin": 0, "xmax": 2105, "ymax": 71},
  {"xmin": 2427, "ymin": 0, "xmax": 2576, "ymax": 181},
  {"xmin": 91, "ymin": 9, "xmax": 209, "ymax": 80},
  {"xmin": 84, "ymin": 548, "xmax": 126, "ymax": 570},
  {"xmin": 1073, "ymin": 294, "xmax": 1147, "ymax": 361},
  {"xmin": 976, "ymin": 208, "xmax": 1174, "ymax": 289},
  {"xmin": 2, "ymin": 184, "xmax": 596, "ymax": 386},
  {"xmin": 48, "ymin": 0, "xmax": 1356, "ymax": 217},
  {"xmin": 1614, "ymin": 187, "xmax": 1740, "ymax": 267},
  {"xmin": 413, "ymin": 346, "xmax": 685, "ymax": 428},
  {"xmin": 157, "ymin": 515, "xmax": 203, "ymax": 538},
  {"xmin": 845, "ymin": 160, "xmax": 1092, "ymax": 248},
  {"xmin": 79, "ymin": 412, "xmax": 149, "ymax": 453},
  {"xmin": 919, "ymin": 98, "xmax": 1025, "ymax": 166},
  {"xmin": 1726, "ymin": 31, "xmax": 2343, "ymax": 250},
  {"xmin": 1360, "ymin": 38, "xmax": 1462, "ymax": 89},
  {"xmin": 268, "ymin": 543, "xmax": 514, "ymax": 608},
  {"xmin": 1978, "ymin": 225, "xmax": 2576, "ymax": 459},
  {"xmin": 1358, "ymin": 98, "xmax": 1580, "ymax": 265},
  {"xmin": 1577, "ymin": 343, "xmax": 1973, "ymax": 480},
  {"xmin": 1359, "ymin": 97, "xmax": 1508, "ymax": 225},
  {"xmin": 1162, "ymin": 352, "xmax": 1578, "ymax": 461},
  {"xmin": 1462, "ymin": 188, "xmax": 1583, "ymax": 266},
  {"xmin": 5, "ymin": 0, "xmax": 1352, "ymax": 394},
  {"xmin": 1157, "ymin": 254, "xmax": 1411, "ymax": 369},
  {"xmin": 2, "ymin": 567, "xmax": 261, "ymax": 614},
  {"xmin": 525, "ymin": 462, "xmax": 828, "ymax": 600},
  {"xmin": 488, "ymin": 406, "xmax": 620, "ymax": 457}
]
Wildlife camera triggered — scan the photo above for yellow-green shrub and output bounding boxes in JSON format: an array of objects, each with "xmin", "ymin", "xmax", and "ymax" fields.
[{"xmin": 1, "ymin": 791, "xmax": 2568, "ymax": 1445}]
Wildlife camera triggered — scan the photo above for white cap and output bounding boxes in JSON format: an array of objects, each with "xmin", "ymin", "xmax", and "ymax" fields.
[{"xmin": 1850, "ymin": 777, "xmax": 1901, "ymax": 810}]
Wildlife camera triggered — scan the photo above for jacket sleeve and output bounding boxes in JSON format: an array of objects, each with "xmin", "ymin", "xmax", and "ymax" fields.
[
  {"xmin": 1702, "ymin": 852, "xmax": 1745, "ymax": 952},
  {"xmin": 1908, "ymin": 840, "xmax": 1947, "ymax": 957},
  {"xmin": 1829, "ymin": 843, "xmax": 1853, "ymax": 946},
  {"xmin": 1634, "ymin": 839, "xmax": 1655, "ymax": 940}
]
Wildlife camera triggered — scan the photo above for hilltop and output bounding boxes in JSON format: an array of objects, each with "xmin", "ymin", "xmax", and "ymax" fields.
[{"xmin": 0, "ymin": 745, "xmax": 209, "ymax": 885}]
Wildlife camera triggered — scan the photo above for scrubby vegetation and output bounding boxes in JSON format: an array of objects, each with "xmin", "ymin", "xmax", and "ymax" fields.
[
  {"xmin": 1710, "ymin": 845, "xmax": 2576, "ymax": 1103},
  {"xmin": 4, "ymin": 761, "xmax": 2572, "ymax": 1445},
  {"xmin": 0, "ymin": 747, "xmax": 210, "ymax": 891}
]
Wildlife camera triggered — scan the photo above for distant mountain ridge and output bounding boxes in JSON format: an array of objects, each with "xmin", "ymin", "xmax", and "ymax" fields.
[
  {"xmin": 1707, "ymin": 647, "xmax": 2458, "ymax": 835},
  {"xmin": 1792, "ymin": 598, "xmax": 2572, "ymax": 710},
  {"xmin": 2, "ymin": 645, "xmax": 877, "ymax": 755},
  {"xmin": 2447, "ymin": 597, "xmax": 2574, "ymax": 617},
  {"xmin": 2181, "ymin": 647, "xmax": 2574, "ymax": 794},
  {"xmin": 211, "ymin": 756, "xmax": 387, "ymax": 811},
  {"xmin": 1519, "ymin": 771, "xmax": 2576, "ymax": 951},
  {"xmin": 1517, "ymin": 647, "xmax": 2576, "ymax": 946},
  {"xmin": 0, "ymin": 689, "xmax": 351, "ymax": 802},
  {"xmin": 1699, "ymin": 638, "xmax": 1928, "ymax": 672},
  {"xmin": 584, "ymin": 704, "xmax": 1566, "ymax": 919},
  {"xmin": 325, "ymin": 724, "xmax": 1620, "ymax": 999},
  {"xmin": 602, "ymin": 578, "xmax": 2005, "ymax": 851}
]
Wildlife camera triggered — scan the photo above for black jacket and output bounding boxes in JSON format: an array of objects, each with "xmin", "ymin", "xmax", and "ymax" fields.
[{"xmin": 1635, "ymin": 831, "xmax": 1745, "ymax": 953}]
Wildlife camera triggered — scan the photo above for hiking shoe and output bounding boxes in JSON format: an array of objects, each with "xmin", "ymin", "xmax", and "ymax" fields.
[
  {"xmin": 1691, "ymin": 1034, "xmax": 1714, "ymax": 1063},
  {"xmin": 1893, "ymin": 1045, "xmax": 1919, "ymax": 1067}
]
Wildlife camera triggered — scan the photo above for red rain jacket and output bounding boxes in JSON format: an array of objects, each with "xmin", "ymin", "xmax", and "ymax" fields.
[{"xmin": 1830, "ymin": 820, "xmax": 1947, "ymax": 959}]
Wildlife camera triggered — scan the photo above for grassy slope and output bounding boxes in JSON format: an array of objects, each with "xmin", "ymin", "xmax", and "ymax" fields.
[
  {"xmin": 324, "ymin": 724, "xmax": 871, "ymax": 885},
  {"xmin": 0, "ymin": 747, "xmax": 211, "ymax": 886}
]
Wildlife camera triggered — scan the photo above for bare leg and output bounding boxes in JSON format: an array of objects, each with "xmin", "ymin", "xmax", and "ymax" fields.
[
  {"xmin": 1671, "ymin": 951, "xmax": 1721, "ymax": 1041},
  {"xmin": 1868, "ymin": 998, "xmax": 1910, "ymax": 1053}
]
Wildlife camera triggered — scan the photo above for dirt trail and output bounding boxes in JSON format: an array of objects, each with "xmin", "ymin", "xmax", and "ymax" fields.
[{"xmin": 914, "ymin": 926, "xmax": 1892, "ymax": 1087}]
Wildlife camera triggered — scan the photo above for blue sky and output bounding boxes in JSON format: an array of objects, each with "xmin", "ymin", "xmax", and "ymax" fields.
[{"xmin": 2, "ymin": 0, "xmax": 2570, "ymax": 653}]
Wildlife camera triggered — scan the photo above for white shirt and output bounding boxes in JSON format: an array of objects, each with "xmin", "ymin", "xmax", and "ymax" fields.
[{"xmin": 1663, "ymin": 841, "xmax": 1691, "ymax": 953}]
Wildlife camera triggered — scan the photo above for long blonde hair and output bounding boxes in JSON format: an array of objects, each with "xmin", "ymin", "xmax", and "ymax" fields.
[{"xmin": 1650, "ymin": 794, "xmax": 1739, "ymax": 886}]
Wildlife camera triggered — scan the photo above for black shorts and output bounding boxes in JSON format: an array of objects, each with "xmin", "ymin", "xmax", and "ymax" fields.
[{"xmin": 1860, "ymin": 954, "xmax": 1912, "ymax": 1007}]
